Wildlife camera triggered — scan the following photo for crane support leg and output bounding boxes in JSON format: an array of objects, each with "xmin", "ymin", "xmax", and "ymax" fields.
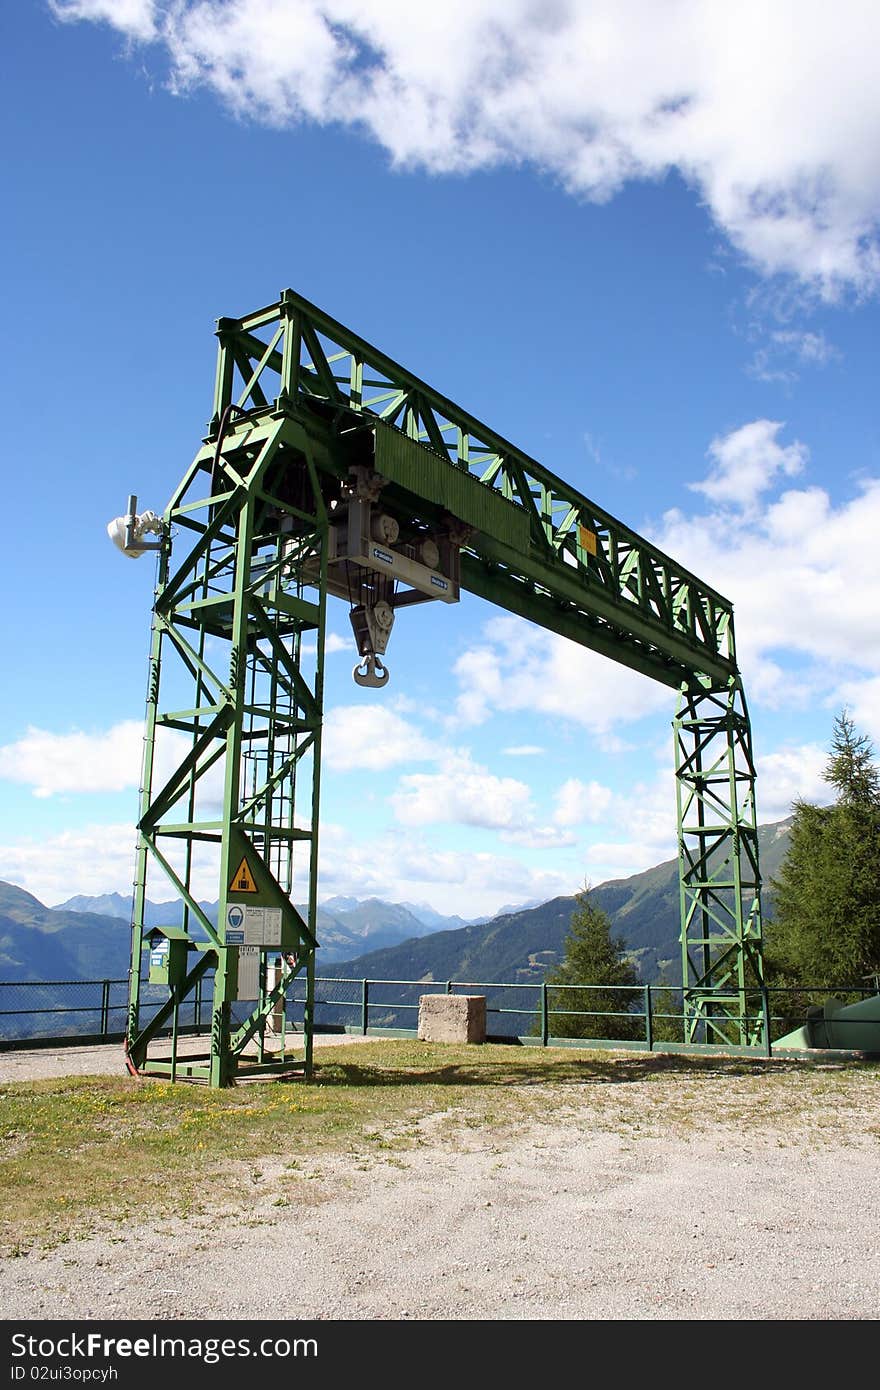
[
  {"xmin": 674, "ymin": 676, "xmax": 765, "ymax": 1047},
  {"xmin": 125, "ymin": 418, "xmax": 327, "ymax": 1083}
]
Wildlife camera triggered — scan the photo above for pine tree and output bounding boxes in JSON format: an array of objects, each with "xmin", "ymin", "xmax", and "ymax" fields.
[
  {"xmin": 766, "ymin": 711, "xmax": 880, "ymax": 991},
  {"xmin": 823, "ymin": 709, "xmax": 880, "ymax": 808},
  {"xmin": 543, "ymin": 887, "xmax": 640, "ymax": 1039}
]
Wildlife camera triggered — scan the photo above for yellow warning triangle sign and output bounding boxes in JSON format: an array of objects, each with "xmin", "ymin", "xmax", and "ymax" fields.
[{"xmin": 229, "ymin": 856, "xmax": 258, "ymax": 894}]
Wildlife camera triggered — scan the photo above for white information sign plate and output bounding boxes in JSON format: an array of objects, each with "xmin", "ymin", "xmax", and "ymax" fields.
[
  {"xmin": 226, "ymin": 903, "xmax": 282, "ymax": 946},
  {"xmin": 244, "ymin": 905, "xmax": 282, "ymax": 946}
]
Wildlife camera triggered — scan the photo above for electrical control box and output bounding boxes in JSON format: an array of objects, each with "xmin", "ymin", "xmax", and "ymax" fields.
[
  {"xmin": 236, "ymin": 944, "xmax": 261, "ymax": 1001},
  {"xmin": 147, "ymin": 927, "xmax": 190, "ymax": 990}
]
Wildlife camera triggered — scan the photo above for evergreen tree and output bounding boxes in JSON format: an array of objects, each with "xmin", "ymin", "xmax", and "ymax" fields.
[
  {"xmin": 766, "ymin": 711, "xmax": 880, "ymax": 991},
  {"xmin": 543, "ymin": 887, "xmax": 640, "ymax": 1039},
  {"xmin": 823, "ymin": 709, "xmax": 880, "ymax": 808}
]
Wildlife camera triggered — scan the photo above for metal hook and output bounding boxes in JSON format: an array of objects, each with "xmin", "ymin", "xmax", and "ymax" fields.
[{"xmin": 352, "ymin": 654, "xmax": 390, "ymax": 688}]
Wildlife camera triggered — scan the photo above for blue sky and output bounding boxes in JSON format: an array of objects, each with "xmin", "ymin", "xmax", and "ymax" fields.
[{"xmin": 2, "ymin": 1, "xmax": 879, "ymax": 915}]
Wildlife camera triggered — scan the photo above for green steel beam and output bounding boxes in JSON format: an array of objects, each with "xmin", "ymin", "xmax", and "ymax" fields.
[
  {"xmin": 126, "ymin": 409, "xmax": 328, "ymax": 1086},
  {"xmin": 201, "ymin": 288, "xmax": 737, "ymax": 688},
  {"xmin": 674, "ymin": 677, "xmax": 764, "ymax": 1046},
  {"xmin": 461, "ymin": 555, "xmax": 690, "ymax": 689}
]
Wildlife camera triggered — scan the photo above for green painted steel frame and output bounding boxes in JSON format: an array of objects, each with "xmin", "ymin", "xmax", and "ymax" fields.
[
  {"xmin": 203, "ymin": 288, "xmax": 738, "ymax": 691},
  {"xmin": 674, "ymin": 677, "xmax": 764, "ymax": 1044},
  {"xmin": 126, "ymin": 411, "xmax": 329, "ymax": 1085},
  {"xmin": 126, "ymin": 288, "xmax": 766, "ymax": 1077}
]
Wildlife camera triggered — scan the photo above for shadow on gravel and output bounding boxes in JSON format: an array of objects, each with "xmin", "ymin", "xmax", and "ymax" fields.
[{"xmin": 310, "ymin": 1049, "xmax": 868, "ymax": 1090}]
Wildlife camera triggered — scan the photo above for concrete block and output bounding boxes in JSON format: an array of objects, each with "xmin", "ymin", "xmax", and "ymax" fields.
[{"xmin": 418, "ymin": 993, "xmax": 486, "ymax": 1044}]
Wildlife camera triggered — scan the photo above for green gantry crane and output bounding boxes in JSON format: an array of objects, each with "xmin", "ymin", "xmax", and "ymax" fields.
[{"xmin": 116, "ymin": 288, "xmax": 765, "ymax": 1085}]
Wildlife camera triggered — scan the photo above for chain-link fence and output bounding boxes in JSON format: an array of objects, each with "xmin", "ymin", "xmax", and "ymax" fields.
[{"xmin": 0, "ymin": 976, "xmax": 214, "ymax": 1046}]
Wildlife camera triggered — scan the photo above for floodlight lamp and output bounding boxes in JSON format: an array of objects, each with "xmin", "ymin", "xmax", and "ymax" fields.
[{"xmin": 107, "ymin": 494, "xmax": 164, "ymax": 558}]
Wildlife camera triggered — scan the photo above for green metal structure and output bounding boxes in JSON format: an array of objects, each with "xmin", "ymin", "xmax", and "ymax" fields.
[{"xmin": 123, "ymin": 287, "xmax": 764, "ymax": 1083}]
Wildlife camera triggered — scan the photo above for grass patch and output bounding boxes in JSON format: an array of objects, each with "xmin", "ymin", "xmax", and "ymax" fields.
[{"xmin": 2, "ymin": 1041, "xmax": 877, "ymax": 1254}]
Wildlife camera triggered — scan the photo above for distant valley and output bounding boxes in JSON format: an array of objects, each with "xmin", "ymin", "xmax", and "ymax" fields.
[
  {"xmin": 0, "ymin": 886, "xmax": 479, "ymax": 983},
  {"xmin": 49, "ymin": 892, "xmax": 473, "ymax": 970},
  {"xmin": 326, "ymin": 817, "xmax": 792, "ymax": 989},
  {"xmin": 0, "ymin": 817, "xmax": 791, "ymax": 989}
]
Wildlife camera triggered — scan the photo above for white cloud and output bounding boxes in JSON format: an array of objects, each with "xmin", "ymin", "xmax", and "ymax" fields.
[
  {"xmin": 747, "ymin": 658, "xmax": 814, "ymax": 711},
  {"xmin": 391, "ymin": 751, "xmax": 532, "ymax": 829},
  {"xmin": 772, "ymin": 331, "xmax": 838, "ymax": 366},
  {"xmin": 749, "ymin": 329, "xmax": 840, "ymax": 384},
  {"xmin": 0, "ymin": 823, "xmax": 136, "ymax": 905},
  {"xmin": 0, "ymin": 721, "xmax": 225, "ymax": 811},
  {"xmin": 832, "ymin": 677, "xmax": 880, "ymax": 748},
  {"xmin": 0, "ymin": 814, "xmax": 575, "ymax": 918},
  {"xmin": 689, "ymin": 420, "xmax": 808, "ymax": 514},
  {"xmin": 51, "ymin": 0, "xmax": 158, "ymax": 41},
  {"xmin": 500, "ymin": 825, "xmax": 577, "ymax": 850},
  {"xmin": 587, "ymin": 840, "xmax": 674, "ymax": 882},
  {"xmin": 754, "ymin": 744, "xmax": 829, "ymax": 817},
  {"xmin": 554, "ymin": 777, "xmax": 613, "ymax": 827},
  {"xmin": 321, "ymin": 704, "xmax": 439, "ymax": 771},
  {"xmin": 317, "ymin": 823, "xmax": 574, "ymax": 917},
  {"xmin": 454, "ymin": 615, "xmax": 671, "ymax": 736},
  {"xmin": 502, "ymin": 745, "xmax": 544, "ymax": 757},
  {"xmin": 659, "ymin": 460, "xmax": 880, "ymax": 693},
  {"xmin": 0, "ymin": 821, "xmax": 221, "ymax": 907},
  {"xmin": 51, "ymin": 0, "xmax": 880, "ymax": 295},
  {"xmin": 0, "ymin": 721, "xmax": 144, "ymax": 798},
  {"xmin": 578, "ymin": 768, "xmax": 683, "ymax": 882},
  {"xmin": 301, "ymin": 632, "xmax": 355, "ymax": 657},
  {"xmin": 578, "ymin": 768, "xmax": 674, "ymax": 876},
  {"xmin": 584, "ymin": 740, "xmax": 830, "ymax": 866}
]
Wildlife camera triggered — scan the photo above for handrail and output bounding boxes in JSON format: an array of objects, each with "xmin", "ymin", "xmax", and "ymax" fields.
[{"xmin": 1, "ymin": 973, "xmax": 876, "ymax": 1057}]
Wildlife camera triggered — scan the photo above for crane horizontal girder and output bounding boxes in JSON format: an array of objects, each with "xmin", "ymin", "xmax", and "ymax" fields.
[{"xmin": 198, "ymin": 287, "xmax": 738, "ymax": 691}]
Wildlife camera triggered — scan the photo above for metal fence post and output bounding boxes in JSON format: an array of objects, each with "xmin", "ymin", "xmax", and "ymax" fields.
[
  {"xmin": 100, "ymin": 980, "xmax": 111, "ymax": 1039},
  {"xmin": 445, "ymin": 979, "xmax": 453, "ymax": 994},
  {"xmin": 361, "ymin": 979, "xmax": 369, "ymax": 1035},
  {"xmin": 170, "ymin": 985, "xmax": 179, "ymax": 1085},
  {"xmin": 644, "ymin": 985, "xmax": 653, "ymax": 1051},
  {"xmin": 541, "ymin": 983, "xmax": 548, "ymax": 1047},
  {"xmin": 761, "ymin": 985, "xmax": 772, "ymax": 1058}
]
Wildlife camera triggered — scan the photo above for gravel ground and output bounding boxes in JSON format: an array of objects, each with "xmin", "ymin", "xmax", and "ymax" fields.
[
  {"xmin": 2, "ymin": 1041, "xmax": 879, "ymax": 1321},
  {"xmin": 0, "ymin": 1032, "xmax": 375, "ymax": 1083}
]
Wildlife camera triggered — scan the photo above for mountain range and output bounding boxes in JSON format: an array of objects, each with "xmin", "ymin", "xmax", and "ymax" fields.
[
  {"xmin": 49, "ymin": 892, "xmax": 471, "ymax": 969},
  {"xmin": 0, "ymin": 817, "xmax": 792, "ymax": 988},
  {"xmin": 0, "ymin": 881, "xmax": 134, "ymax": 982},
  {"xmin": 324, "ymin": 817, "xmax": 792, "ymax": 989}
]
